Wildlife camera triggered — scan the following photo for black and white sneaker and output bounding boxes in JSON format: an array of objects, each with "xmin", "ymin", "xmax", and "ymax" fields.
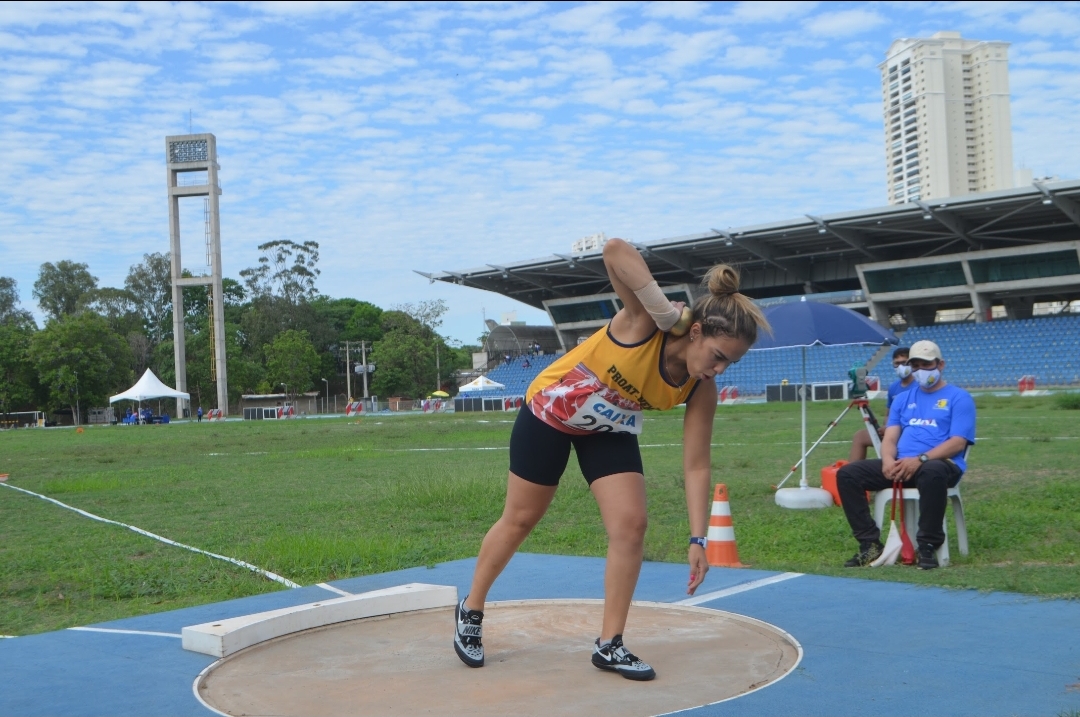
[
  {"xmin": 591, "ymin": 634, "xmax": 655, "ymax": 681},
  {"xmin": 453, "ymin": 597, "xmax": 484, "ymax": 667}
]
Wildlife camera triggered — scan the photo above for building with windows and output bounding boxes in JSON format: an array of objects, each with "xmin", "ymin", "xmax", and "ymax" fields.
[{"xmin": 882, "ymin": 32, "xmax": 1014, "ymax": 205}]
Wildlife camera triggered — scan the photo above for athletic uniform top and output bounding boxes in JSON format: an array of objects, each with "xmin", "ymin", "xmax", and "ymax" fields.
[
  {"xmin": 526, "ymin": 324, "xmax": 699, "ymax": 436},
  {"xmin": 887, "ymin": 383, "xmax": 976, "ymax": 472},
  {"xmin": 885, "ymin": 378, "xmax": 913, "ymax": 412}
]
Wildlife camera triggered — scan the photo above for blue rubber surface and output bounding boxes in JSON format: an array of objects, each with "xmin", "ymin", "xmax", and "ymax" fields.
[{"xmin": 2, "ymin": 554, "xmax": 1078, "ymax": 716}]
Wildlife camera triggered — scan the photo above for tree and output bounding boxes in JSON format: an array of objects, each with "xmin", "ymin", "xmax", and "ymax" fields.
[
  {"xmin": 0, "ymin": 323, "xmax": 38, "ymax": 413},
  {"xmin": 31, "ymin": 313, "xmax": 133, "ymax": 420},
  {"xmin": 366, "ymin": 301, "xmax": 454, "ymax": 397},
  {"xmin": 344, "ymin": 301, "xmax": 384, "ymax": 343},
  {"xmin": 124, "ymin": 252, "xmax": 172, "ymax": 345},
  {"xmin": 88, "ymin": 287, "xmax": 143, "ymax": 337},
  {"xmin": 0, "ymin": 277, "xmax": 35, "ymax": 328},
  {"xmin": 369, "ymin": 331, "xmax": 434, "ymax": 398},
  {"xmin": 264, "ymin": 329, "xmax": 320, "ymax": 399},
  {"xmin": 33, "ymin": 261, "xmax": 98, "ymax": 321},
  {"xmin": 392, "ymin": 299, "xmax": 447, "ymax": 336},
  {"xmin": 240, "ymin": 240, "xmax": 320, "ymax": 304}
]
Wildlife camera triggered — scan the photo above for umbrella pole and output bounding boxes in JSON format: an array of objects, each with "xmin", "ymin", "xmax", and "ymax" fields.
[{"xmin": 800, "ymin": 346, "xmax": 807, "ymax": 489}]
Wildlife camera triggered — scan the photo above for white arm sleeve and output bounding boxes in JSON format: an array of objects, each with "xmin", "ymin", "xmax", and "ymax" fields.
[{"xmin": 632, "ymin": 280, "xmax": 680, "ymax": 331}]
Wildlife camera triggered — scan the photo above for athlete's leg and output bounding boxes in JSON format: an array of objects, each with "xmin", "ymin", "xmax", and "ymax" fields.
[
  {"xmin": 589, "ymin": 471, "xmax": 648, "ymax": 642},
  {"xmin": 464, "ymin": 472, "xmax": 557, "ymax": 612},
  {"xmin": 849, "ymin": 428, "xmax": 873, "ymax": 462}
]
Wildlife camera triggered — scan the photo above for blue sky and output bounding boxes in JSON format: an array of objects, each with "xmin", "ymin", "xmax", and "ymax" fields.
[{"xmin": 2, "ymin": 1, "xmax": 1078, "ymax": 344}]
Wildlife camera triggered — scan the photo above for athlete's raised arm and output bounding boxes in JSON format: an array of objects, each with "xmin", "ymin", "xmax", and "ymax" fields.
[{"xmin": 603, "ymin": 238, "xmax": 683, "ymax": 345}]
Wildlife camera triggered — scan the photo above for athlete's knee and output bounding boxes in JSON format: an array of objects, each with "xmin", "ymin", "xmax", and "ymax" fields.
[
  {"xmin": 500, "ymin": 506, "xmax": 545, "ymax": 534},
  {"xmin": 609, "ymin": 511, "xmax": 648, "ymax": 544}
]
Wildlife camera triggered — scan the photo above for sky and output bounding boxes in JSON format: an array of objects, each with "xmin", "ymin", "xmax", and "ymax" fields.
[{"xmin": 2, "ymin": 1, "xmax": 1079, "ymax": 345}]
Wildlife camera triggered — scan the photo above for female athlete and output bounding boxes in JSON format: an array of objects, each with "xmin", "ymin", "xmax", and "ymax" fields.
[{"xmin": 454, "ymin": 238, "xmax": 769, "ymax": 680}]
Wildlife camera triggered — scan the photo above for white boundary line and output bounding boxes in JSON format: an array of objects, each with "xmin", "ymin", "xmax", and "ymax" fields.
[
  {"xmin": 67, "ymin": 626, "xmax": 181, "ymax": 638},
  {"xmin": 0, "ymin": 482, "xmax": 301, "ymax": 589},
  {"xmin": 675, "ymin": 572, "xmax": 804, "ymax": 606},
  {"xmin": 192, "ymin": 660, "xmax": 232, "ymax": 717},
  {"xmin": 316, "ymin": 583, "xmax": 352, "ymax": 597}
]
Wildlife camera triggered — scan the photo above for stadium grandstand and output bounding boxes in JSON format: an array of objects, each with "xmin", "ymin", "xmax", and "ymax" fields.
[{"xmin": 422, "ymin": 180, "xmax": 1080, "ymax": 402}]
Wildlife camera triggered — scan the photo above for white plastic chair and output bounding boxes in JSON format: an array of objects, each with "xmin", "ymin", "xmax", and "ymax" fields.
[{"xmin": 872, "ymin": 484, "xmax": 967, "ymax": 566}]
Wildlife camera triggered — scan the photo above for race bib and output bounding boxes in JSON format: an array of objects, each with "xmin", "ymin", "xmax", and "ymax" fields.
[{"xmin": 530, "ymin": 363, "xmax": 643, "ymax": 435}]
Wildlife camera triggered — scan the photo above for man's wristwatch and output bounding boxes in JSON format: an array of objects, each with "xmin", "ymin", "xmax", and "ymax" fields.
[
  {"xmin": 919, "ymin": 453, "xmax": 929, "ymax": 463},
  {"xmin": 689, "ymin": 536, "xmax": 707, "ymax": 549}
]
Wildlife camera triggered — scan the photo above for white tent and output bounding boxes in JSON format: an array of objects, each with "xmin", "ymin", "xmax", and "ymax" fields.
[
  {"xmin": 458, "ymin": 375, "xmax": 505, "ymax": 391},
  {"xmin": 110, "ymin": 369, "xmax": 190, "ymax": 403}
]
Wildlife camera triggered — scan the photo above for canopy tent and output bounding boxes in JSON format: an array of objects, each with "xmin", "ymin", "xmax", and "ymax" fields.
[
  {"xmin": 458, "ymin": 375, "xmax": 505, "ymax": 392},
  {"xmin": 752, "ymin": 299, "xmax": 897, "ymax": 509},
  {"xmin": 110, "ymin": 369, "xmax": 190, "ymax": 404}
]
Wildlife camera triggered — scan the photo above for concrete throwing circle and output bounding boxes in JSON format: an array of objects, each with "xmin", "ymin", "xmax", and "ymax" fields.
[{"xmin": 197, "ymin": 599, "xmax": 801, "ymax": 717}]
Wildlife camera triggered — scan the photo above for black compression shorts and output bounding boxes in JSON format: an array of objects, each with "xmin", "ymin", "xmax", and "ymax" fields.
[{"xmin": 509, "ymin": 406, "xmax": 644, "ymax": 487}]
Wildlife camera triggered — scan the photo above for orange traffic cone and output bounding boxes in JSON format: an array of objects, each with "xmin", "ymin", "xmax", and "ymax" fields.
[{"xmin": 706, "ymin": 484, "xmax": 746, "ymax": 567}]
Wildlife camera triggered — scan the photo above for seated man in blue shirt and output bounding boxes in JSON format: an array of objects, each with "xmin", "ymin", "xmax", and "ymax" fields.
[
  {"xmin": 837, "ymin": 340, "xmax": 976, "ymax": 570},
  {"xmin": 849, "ymin": 347, "xmax": 913, "ymax": 462}
]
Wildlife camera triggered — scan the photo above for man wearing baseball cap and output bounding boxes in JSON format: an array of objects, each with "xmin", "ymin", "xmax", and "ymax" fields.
[{"xmin": 836, "ymin": 340, "xmax": 976, "ymax": 570}]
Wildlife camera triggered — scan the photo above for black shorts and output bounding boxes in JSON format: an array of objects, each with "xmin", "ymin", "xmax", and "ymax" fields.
[{"xmin": 509, "ymin": 406, "xmax": 644, "ymax": 487}]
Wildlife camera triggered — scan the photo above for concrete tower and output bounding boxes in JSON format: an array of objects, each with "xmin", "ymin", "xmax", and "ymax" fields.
[
  {"xmin": 881, "ymin": 32, "xmax": 1014, "ymax": 205},
  {"xmin": 166, "ymin": 133, "xmax": 228, "ymax": 416}
]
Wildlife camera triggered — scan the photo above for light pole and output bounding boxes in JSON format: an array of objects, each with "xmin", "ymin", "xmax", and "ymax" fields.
[
  {"xmin": 74, "ymin": 370, "xmax": 80, "ymax": 427},
  {"xmin": 321, "ymin": 378, "xmax": 328, "ymax": 414},
  {"xmin": 280, "ymin": 383, "xmax": 288, "ymax": 407}
]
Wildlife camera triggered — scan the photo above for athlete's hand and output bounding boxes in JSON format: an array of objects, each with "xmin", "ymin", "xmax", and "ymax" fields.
[{"xmin": 687, "ymin": 545, "xmax": 709, "ymax": 595}]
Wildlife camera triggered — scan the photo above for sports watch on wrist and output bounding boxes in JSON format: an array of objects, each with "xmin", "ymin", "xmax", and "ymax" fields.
[
  {"xmin": 689, "ymin": 536, "xmax": 707, "ymax": 549},
  {"xmin": 919, "ymin": 453, "xmax": 929, "ymax": 463}
]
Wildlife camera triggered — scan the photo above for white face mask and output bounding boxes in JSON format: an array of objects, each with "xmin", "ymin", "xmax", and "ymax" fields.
[
  {"xmin": 895, "ymin": 364, "xmax": 912, "ymax": 379},
  {"xmin": 913, "ymin": 368, "xmax": 941, "ymax": 388}
]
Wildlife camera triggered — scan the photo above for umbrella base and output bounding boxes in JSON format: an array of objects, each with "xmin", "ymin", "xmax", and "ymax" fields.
[{"xmin": 775, "ymin": 487, "xmax": 834, "ymax": 509}]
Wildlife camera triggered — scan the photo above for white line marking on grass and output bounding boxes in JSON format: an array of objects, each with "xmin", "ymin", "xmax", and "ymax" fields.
[
  {"xmin": 356, "ymin": 446, "xmax": 507, "ymax": 452},
  {"xmin": 316, "ymin": 583, "xmax": 352, "ymax": 597},
  {"xmin": 676, "ymin": 572, "xmax": 803, "ymax": 606},
  {"xmin": 68, "ymin": 627, "xmax": 181, "ymax": 638},
  {"xmin": 0, "ymin": 482, "xmax": 301, "ymax": 589}
]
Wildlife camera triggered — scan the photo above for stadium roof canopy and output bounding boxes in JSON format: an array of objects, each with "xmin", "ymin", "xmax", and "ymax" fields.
[{"xmin": 418, "ymin": 179, "xmax": 1080, "ymax": 309}]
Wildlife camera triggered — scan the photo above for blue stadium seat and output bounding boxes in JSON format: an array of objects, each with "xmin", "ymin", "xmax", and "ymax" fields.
[{"xmin": 899, "ymin": 315, "xmax": 1080, "ymax": 389}]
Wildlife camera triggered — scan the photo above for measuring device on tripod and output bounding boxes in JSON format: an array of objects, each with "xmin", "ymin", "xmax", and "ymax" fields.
[{"xmin": 774, "ymin": 364, "xmax": 884, "ymax": 491}]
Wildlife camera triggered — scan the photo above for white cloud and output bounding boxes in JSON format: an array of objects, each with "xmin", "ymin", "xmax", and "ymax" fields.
[
  {"xmin": 726, "ymin": 1, "xmax": 819, "ymax": 23},
  {"xmin": 721, "ymin": 45, "xmax": 784, "ymax": 69},
  {"xmin": 480, "ymin": 112, "xmax": 544, "ymax": 130},
  {"xmin": 804, "ymin": 8, "xmax": 887, "ymax": 37}
]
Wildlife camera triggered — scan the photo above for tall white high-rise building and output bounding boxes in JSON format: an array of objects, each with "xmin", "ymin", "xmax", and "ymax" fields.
[{"xmin": 881, "ymin": 32, "xmax": 1014, "ymax": 205}]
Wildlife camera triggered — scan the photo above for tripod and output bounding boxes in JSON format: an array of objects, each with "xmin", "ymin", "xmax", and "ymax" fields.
[{"xmin": 775, "ymin": 397, "xmax": 883, "ymax": 490}]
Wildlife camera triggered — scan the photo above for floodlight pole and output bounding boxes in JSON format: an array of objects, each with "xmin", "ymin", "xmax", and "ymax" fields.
[
  {"xmin": 166, "ymin": 133, "xmax": 227, "ymax": 418},
  {"xmin": 321, "ymin": 378, "xmax": 328, "ymax": 414}
]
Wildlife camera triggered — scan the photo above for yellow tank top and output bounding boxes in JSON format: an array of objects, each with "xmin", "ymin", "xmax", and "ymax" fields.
[{"xmin": 526, "ymin": 324, "xmax": 699, "ymax": 435}]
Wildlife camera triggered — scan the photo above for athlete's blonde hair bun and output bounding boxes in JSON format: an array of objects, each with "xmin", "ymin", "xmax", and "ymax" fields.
[
  {"xmin": 706, "ymin": 264, "xmax": 740, "ymax": 297},
  {"xmin": 693, "ymin": 263, "xmax": 771, "ymax": 342}
]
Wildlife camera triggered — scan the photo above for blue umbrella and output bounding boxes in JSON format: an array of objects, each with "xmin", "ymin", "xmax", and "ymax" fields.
[
  {"xmin": 755, "ymin": 299, "xmax": 898, "ymax": 350},
  {"xmin": 752, "ymin": 299, "xmax": 898, "ymax": 504}
]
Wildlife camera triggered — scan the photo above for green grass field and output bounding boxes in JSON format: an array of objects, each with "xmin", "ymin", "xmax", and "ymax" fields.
[{"xmin": 2, "ymin": 394, "xmax": 1078, "ymax": 636}]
